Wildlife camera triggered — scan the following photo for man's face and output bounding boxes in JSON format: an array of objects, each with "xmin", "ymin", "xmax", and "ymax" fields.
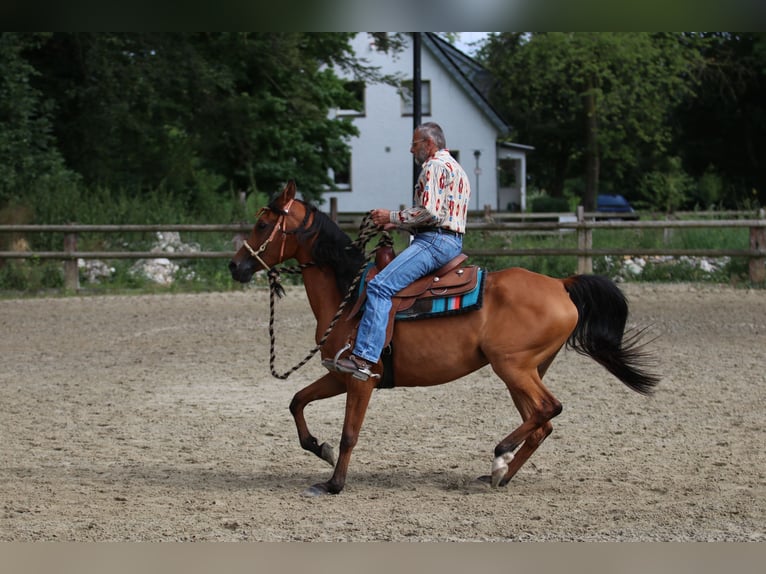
[{"xmin": 410, "ymin": 131, "xmax": 431, "ymax": 165}]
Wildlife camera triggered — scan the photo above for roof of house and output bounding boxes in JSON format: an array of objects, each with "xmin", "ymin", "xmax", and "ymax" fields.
[{"xmin": 422, "ymin": 33, "xmax": 511, "ymax": 137}]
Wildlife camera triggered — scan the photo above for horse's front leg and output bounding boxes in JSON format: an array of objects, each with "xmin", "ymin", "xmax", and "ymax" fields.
[
  {"xmin": 302, "ymin": 378, "xmax": 376, "ymax": 496},
  {"xmin": 289, "ymin": 373, "xmax": 347, "ymax": 466}
]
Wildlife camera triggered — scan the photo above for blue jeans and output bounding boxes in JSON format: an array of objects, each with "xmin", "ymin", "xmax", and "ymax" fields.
[{"xmin": 352, "ymin": 230, "xmax": 463, "ymax": 363}]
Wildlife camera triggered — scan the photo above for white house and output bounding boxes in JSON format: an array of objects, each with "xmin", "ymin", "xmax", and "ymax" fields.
[{"xmin": 322, "ymin": 32, "xmax": 532, "ymax": 215}]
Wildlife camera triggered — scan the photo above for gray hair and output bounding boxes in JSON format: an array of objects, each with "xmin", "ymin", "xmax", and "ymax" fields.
[{"xmin": 418, "ymin": 122, "xmax": 446, "ymax": 149}]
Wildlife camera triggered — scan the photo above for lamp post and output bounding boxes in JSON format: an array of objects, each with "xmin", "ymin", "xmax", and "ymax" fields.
[
  {"xmin": 473, "ymin": 149, "xmax": 481, "ymax": 211},
  {"xmin": 412, "ymin": 33, "xmax": 421, "ymax": 203}
]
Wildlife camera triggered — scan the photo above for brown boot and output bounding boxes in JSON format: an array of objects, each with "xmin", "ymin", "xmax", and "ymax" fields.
[{"xmin": 329, "ymin": 354, "xmax": 377, "ymax": 381}]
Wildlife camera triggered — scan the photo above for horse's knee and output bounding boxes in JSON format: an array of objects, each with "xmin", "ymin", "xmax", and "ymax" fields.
[
  {"xmin": 339, "ymin": 431, "xmax": 359, "ymax": 451},
  {"xmin": 289, "ymin": 394, "xmax": 302, "ymax": 416}
]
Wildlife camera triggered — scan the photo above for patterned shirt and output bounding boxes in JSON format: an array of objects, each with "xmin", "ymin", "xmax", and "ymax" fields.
[{"xmin": 389, "ymin": 149, "xmax": 471, "ymax": 234}]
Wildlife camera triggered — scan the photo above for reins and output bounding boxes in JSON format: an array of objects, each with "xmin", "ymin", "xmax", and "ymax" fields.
[{"xmin": 263, "ymin": 212, "xmax": 392, "ymax": 379}]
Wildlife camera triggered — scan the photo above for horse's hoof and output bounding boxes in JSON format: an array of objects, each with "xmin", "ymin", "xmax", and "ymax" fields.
[
  {"xmin": 476, "ymin": 475, "xmax": 493, "ymax": 486},
  {"xmin": 476, "ymin": 475, "xmax": 508, "ymax": 488},
  {"xmin": 319, "ymin": 442, "xmax": 335, "ymax": 466},
  {"xmin": 490, "ymin": 452, "xmax": 514, "ymax": 487},
  {"xmin": 301, "ymin": 483, "xmax": 332, "ymax": 497}
]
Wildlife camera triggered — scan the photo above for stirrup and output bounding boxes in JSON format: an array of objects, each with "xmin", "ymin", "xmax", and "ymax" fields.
[
  {"xmin": 336, "ymin": 355, "xmax": 379, "ymax": 381},
  {"xmin": 321, "ymin": 346, "xmax": 380, "ymax": 381},
  {"xmin": 321, "ymin": 343, "xmax": 351, "ymax": 372}
]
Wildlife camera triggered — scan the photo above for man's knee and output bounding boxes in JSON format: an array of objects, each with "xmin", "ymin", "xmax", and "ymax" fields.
[{"xmin": 367, "ymin": 276, "xmax": 395, "ymax": 299}]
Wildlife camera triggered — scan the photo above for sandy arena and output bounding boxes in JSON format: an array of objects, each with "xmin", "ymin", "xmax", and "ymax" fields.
[{"xmin": 1, "ymin": 282, "xmax": 764, "ymax": 541}]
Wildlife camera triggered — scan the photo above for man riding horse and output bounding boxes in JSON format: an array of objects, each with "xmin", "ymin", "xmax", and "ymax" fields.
[{"xmin": 327, "ymin": 122, "xmax": 471, "ymax": 381}]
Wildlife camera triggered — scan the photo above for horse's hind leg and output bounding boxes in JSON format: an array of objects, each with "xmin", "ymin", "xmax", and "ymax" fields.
[
  {"xmin": 483, "ymin": 365, "xmax": 562, "ymax": 487},
  {"xmin": 289, "ymin": 373, "xmax": 346, "ymax": 466},
  {"xmin": 493, "ymin": 421, "xmax": 554, "ymax": 487}
]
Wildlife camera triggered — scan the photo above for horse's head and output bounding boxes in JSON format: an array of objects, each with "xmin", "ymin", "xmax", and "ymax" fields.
[{"xmin": 229, "ymin": 180, "xmax": 313, "ymax": 283}]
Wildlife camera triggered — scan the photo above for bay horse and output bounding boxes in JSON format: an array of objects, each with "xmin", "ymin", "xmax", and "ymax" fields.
[{"xmin": 229, "ymin": 181, "xmax": 658, "ymax": 496}]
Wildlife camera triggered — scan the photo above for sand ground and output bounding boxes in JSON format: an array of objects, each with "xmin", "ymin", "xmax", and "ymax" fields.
[{"xmin": 1, "ymin": 283, "xmax": 764, "ymax": 541}]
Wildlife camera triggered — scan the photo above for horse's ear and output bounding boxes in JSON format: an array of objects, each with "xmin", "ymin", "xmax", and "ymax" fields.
[{"xmin": 283, "ymin": 180, "xmax": 296, "ymax": 201}]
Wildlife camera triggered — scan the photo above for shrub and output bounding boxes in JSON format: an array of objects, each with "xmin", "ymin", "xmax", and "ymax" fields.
[{"xmin": 530, "ymin": 195, "xmax": 571, "ymax": 213}]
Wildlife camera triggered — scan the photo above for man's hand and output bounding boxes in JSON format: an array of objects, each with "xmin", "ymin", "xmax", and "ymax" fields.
[{"xmin": 370, "ymin": 208, "xmax": 392, "ymax": 227}]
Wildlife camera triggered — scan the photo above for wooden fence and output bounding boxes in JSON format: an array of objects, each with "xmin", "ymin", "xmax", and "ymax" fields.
[{"xmin": 1, "ymin": 207, "xmax": 764, "ymax": 290}]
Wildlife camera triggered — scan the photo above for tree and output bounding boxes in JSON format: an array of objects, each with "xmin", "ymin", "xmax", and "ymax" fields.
[
  {"xmin": 15, "ymin": 33, "xmax": 375, "ymax": 212},
  {"xmin": 673, "ymin": 33, "xmax": 766, "ymax": 207},
  {"xmin": 481, "ymin": 33, "xmax": 702, "ymax": 210},
  {"xmin": 0, "ymin": 32, "xmax": 75, "ymax": 206}
]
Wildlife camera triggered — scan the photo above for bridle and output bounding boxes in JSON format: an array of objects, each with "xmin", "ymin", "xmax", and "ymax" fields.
[{"xmin": 242, "ymin": 198, "xmax": 308, "ymax": 271}]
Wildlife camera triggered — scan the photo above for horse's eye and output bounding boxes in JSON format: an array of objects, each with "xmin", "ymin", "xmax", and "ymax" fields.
[{"xmin": 256, "ymin": 221, "xmax": 268, "ymax": 230}]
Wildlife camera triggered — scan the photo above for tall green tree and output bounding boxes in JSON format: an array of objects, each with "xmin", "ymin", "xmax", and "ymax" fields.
[
  {"xmin": 674, "ymin": 33, "xmax": 766, "ymax": 207},
  {"xmin": 16, "ymin": 32, "xmax": 372, "ymax": 212},
  {"xmin": 0, "ymin": 32, "xmax": 75, "ymax": 206},
  {"xmin": 187, "ymin": 33, "xmax": 365, "ymax": 201},
  {"xmin": 481, "ymin": 33, "xmax": 702, "ymax": 210}
]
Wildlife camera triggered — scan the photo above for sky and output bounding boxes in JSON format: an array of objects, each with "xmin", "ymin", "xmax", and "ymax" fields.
[{"xmin": 453, "ymin": 32, "xmax": 490, "ymax": 56}]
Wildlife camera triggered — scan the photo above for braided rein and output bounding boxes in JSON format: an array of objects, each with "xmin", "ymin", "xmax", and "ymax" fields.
[{"xmin": 264, "ymin": 214, "xmax": 391, "ymax": 379}]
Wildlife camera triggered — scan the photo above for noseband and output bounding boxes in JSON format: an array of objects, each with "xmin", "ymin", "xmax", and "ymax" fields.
[{"xmin": 242, "ymin": 199, "xmax": 311, "ymax": 271}]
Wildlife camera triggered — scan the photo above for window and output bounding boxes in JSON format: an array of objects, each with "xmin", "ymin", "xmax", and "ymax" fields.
[
  {"xmin": 400, "ymin": 80, "xmax": 431, "ymax": 116},
  {"xmin": 336, "ymin": 80, "xmax": 365, "ymax": 117},
  {"xmin": 330, "ymin": 162, "xmax": 351, "ymax": 191}
]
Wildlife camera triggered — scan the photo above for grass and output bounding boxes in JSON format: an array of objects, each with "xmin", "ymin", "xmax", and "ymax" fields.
[{"xmin": 461, "ymin": 224, "xmax": 755, "ymax": 284}]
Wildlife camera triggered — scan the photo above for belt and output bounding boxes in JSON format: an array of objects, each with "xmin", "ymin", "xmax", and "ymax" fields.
[{"xmin": 413, "ymin": 227, "xmax": 462, "ymax": 237}]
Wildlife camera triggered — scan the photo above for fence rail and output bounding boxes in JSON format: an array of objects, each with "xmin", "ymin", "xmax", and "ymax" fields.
[{"xmin": 2, "ymin": 207, "xmax": 764, "ymax": 289}]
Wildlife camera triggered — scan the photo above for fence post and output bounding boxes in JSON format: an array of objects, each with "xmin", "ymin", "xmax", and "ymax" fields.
[
  {"xmin": 750, "ymin": 208, "xmax": 765, "ymax": 284},
  {"xmin": 577, "ymin": 205, "xmax": 592, "ymax": 274},
  {"xmin": 330, "ymin": 197, "xmax": 338, "ymax": 223},
  {"xmin": 63, "ymin": 231, "xmax": 79, "ymax": 291}
]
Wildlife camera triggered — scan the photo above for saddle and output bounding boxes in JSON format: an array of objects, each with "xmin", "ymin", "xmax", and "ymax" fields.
[
  {"xmin": 347, "ymin": 246, "xmax": 482, "ymax": 347},
  {"xmin": 322, "ymin": 247, "xmax": 483, "ymax": 388},
  {"xmin": 391, "ymin": 254, "xmax": 479, "ymax": 313}
]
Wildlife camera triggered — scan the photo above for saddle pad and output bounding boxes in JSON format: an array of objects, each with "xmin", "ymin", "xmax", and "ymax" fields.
[{"xmin": 395, "ymin": 268, "xmax": 485, "ymax": 321}]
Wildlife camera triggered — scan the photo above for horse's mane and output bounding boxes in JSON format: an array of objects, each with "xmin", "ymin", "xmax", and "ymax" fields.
[{"xmin": 291, "ymin": 201, "xmax": 366, "ymax": 298}]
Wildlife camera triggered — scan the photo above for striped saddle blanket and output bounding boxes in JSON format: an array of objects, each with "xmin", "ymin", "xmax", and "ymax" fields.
[{"xmin": 393, "ymin": 266, "xmax": 485, "ymax": 320}]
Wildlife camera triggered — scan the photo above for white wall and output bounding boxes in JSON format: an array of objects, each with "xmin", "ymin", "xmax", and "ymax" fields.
[{"xmin": 322, "ymin": 33, "xmax": 500, "ymax": 214}]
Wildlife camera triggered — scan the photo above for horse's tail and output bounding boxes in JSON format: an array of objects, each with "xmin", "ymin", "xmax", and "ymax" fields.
[{"xmin": 563, "ymin": 274, "xmax": 659, "ymax": 395}]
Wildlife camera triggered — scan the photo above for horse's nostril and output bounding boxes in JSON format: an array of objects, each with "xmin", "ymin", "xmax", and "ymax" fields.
[{"xmin": 228, "ymin": 260, "xmax": 237, "ymax": 274}]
